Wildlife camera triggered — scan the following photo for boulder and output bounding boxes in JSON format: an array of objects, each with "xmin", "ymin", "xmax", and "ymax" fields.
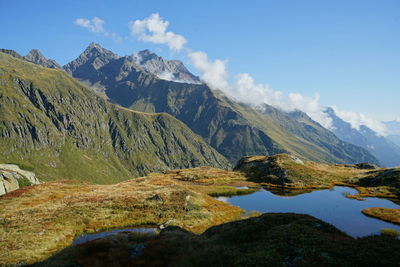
[{"xmin": 0, "ymin": 164, "xmax": 40, "ymax": 196}]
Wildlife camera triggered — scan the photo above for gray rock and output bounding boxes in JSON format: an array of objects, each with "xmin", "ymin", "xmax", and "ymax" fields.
[
  {"xmin": 0, "ymin": 164, "xmax": 41, "ymax": 196},
  {"xmin": 147, "ymin": 194, "xmax": 163, "ymax": 202},
  {"xmin": 132, "ymin": 49, "xmax": 201, "ymax": 84}
]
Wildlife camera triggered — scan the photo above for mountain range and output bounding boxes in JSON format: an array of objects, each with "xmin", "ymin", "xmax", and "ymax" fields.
[
  {"xmin": 61, "ymin": 43, "xmax": 378, "ymax": 165},
  {"xmin": 325, "ymin": 108, "xmax": 400, "ymax": 167},
  {"xmin": 0, "ymin": 51, "xmax": 228, "ymax": 183},
  {"xmin": 3, "ymin": 43, "xmax": 398, "ymax": 184}
]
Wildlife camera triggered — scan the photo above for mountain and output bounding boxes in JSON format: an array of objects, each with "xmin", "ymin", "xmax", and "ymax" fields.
[
  {"xmin": 0, "ymin": 49, "xmax": 24, "ymax": 60},
  {"xmin": 0, "ymin": 51, "xmax": 229, "ymax": 183},
  {"xmin": 64, "ymin": 43, "xmax": 379, "ymax": 165},
  {"xmin": 24, "ymin": 49, "xmax": 62, "ymax": 69},
  {"xmin": 325, "ymin": 107, "xmax": 400, "ymax": 167},
  {"xmin": 132, "ymin": 49, "xmax": 201, "ymax": 84},
  {"xmin": 384, "ymin": 120, "xmax": 400, "ymax": 147},
  {"xmin": 260, "ymin": 107, "xmax": 380, "ymax": 165},
  {"xmin": 0, "ymin": 48, "xmax": 62, "ymax": 69}
]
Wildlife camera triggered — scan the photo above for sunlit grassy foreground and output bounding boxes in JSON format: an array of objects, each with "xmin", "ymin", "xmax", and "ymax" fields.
[
  {"xmin": 1, "ymin": 156, "xmax": 400, "ymax": 265},
  {"xmin": 0, "ymin": 167, "xmax": 254, "ymax": 265}
]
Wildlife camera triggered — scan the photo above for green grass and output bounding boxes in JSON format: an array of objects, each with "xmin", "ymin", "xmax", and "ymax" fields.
[
  {"xmin": 5, "ymin": 162, "xmax": 34, "ymax": 171},
  {"xmin": 380, "ymin": 228, "xmax": 400, "ymax": 238},
  {"xmin": 17, "ymin": 177, "xmax": 32, "ymax": 188}
]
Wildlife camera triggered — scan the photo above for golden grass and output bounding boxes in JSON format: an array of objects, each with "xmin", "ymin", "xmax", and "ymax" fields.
[
  {"xmin": 362, "ymin": 208, "xmax": 400, "ymax": 225},
  {"xmin": 1, "ymin": 162, "xmax": 399, "ymax": 265},
  {"xmin": 0, "ymin": 168, "xmax": 248, "ymax": 265}
]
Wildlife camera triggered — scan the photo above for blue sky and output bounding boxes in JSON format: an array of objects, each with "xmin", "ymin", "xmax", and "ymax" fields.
[{"xmin": 1, "ymin": 0, "xmax": 399, "ymax": 122}]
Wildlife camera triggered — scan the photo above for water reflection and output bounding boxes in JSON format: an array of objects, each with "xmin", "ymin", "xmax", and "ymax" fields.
[{"xmin": 217, "ymin": 186, "xmax": 400, "ymax": 237}]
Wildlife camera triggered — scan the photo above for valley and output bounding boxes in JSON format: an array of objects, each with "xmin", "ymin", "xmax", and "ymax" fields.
[
  {"xmin": 1, "ymin": 157, "xmax": 399, "ymax": 265},
  {"xmin": 1, "ymin": 43, "xmax": 399, "ymax": 266}
]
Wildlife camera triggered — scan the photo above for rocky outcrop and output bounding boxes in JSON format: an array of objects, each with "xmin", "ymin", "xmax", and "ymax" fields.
[
  {"xmin": 234, "ymin": 154, "xmax": 300, "ymax": 185},
  {"xmin": 0, "ymin": 164, "xmax": 40, "ymax": 195}
]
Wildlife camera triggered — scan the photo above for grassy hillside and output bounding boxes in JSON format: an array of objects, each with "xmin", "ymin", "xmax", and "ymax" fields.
[{"xmin": 0, "ymin": 52, "xmax": 229, "ymax": 183}]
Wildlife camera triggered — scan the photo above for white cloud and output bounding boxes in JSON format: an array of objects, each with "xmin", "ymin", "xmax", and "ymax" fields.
[
  {"xmin": 129, "ymin": 13, "xmax": 187, "ymax": 51},
  {"xmin": 158, "ymin": 70, "xmax": 175, "ymax": 81},
  {"xmin": 75, "ymin": 17, "xmax": 105, "ymax": 33},
  {"xmin": 127, "ymin": 13, "xmax": 393, "ymax": 133},
  {"xmin": 231, "ymin": 73, "xmax": 333, "ymax": 129},
  {"xmin": 187, "ymin": 51, "xmax": 229, "ymax": 90},
  {"xmin": 331, "ymin": 107, "xmax": 387, "ymax": 136},
  {"xmin": 75, "ymin": 17, "xmax": 123, "ymax": 42}
]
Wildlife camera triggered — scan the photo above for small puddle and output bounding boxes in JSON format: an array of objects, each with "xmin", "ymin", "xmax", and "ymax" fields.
[
  {"xmin": 72, "ymin": 228, "xmax": 157, "ymax": 246},
  {"xmin": 217, "ymin": 186, "xmax": 400, "ymax": 237}
]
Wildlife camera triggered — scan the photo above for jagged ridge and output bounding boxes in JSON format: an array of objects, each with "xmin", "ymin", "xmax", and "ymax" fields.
[
  {"xmin": 63, "ymin": 43, "xmax": 379, "ymax": 165},
  {"xmin": 0, "ymin": 52, "xmax": 230, "ymax": 183}
]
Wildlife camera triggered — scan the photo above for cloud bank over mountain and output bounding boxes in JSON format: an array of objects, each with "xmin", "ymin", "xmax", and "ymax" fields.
[{"xmin": 74, "ymin": 13, "xmax": 387, "ymax": 135}]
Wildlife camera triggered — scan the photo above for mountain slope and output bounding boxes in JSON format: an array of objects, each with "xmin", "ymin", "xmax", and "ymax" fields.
[
  {"xmin": 0, "ymin": 52, "xmax": 229, "ymax": 183},
  {"xmin": 325, "ymin": 108, "xmax": 400, "ymax": 167},
  {"xmin": 64, "ymin": 43, "xmax": 379, "ymax": 165}
]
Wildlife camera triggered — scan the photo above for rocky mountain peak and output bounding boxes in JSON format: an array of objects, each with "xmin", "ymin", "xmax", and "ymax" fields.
[
  {"xmin": 132, "ymin": 49, "xmax": 201, "ymax": 84},
  {"xmin": 25, "ymin": 49, "xmax": 44, "ymax": 59},
  {"xmin": 63, "ymin": 43, "xmax": 120, "ymax": 74},
  {"xmin": 24, "ymin": 49, "xmax": 62, "ymax": 69},
  {"xmin": 81, "ymin": 43, "xmax": 118, "ymax": 60}
]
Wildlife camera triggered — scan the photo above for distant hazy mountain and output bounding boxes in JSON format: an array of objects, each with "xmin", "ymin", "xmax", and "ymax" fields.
[
  {"xmin": 0, "ymin": 51, "xmax": 229, "ymax": 183},
  {"xmin": 325, "ymin": 107, "xmax": 400, "ymax": 167},
  {"xmin": 132, "ymin": 49, "xmax": 201, "ymax": 84},
  {"xmin": 384, "ymin": 121, "xmax": 400, "ymax": 147},
  {"xmin": 0, "ymin": 48, "xmax": 62, "ymax": 69},
  {"xmin": 64, "ymin": 43, "xmax": 379, "ymax": 165}
]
